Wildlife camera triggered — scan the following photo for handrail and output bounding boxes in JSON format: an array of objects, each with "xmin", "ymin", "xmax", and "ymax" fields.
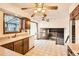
[{"xmin": 65, "ymin": 35, "xmax": 69, "ymax": 43}]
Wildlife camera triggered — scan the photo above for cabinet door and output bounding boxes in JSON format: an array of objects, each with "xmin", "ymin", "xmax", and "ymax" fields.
[
  {"xmin": 25, "ymin": 20, "xmax": 30, "ymax": 29},
  {"xmin": 14, "ymin": 40, "xmax": 23, "ymax": 54},
  {"xmin": 23, "ymin": 37, "xmax": 29, "ymax": 54},
  {"xmin": 2, "ymin": 42, "xmax": 14, "ymax": 51}
]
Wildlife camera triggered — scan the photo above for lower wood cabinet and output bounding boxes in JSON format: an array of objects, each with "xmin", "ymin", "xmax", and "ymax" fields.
[
  {"xmin": 23, "ymin": 37, "xmax": 29, "ymax": 54},
  {"xmin": 14, "ymin": 40, "xmax": 23, "ymax": 54},
  {"xmin": 1, "ymin": 37, "xmax": 30, "ymax": 55},
  {"xmin": 2, "ymin": 42, "xmax": 14, "ymax": 51}
]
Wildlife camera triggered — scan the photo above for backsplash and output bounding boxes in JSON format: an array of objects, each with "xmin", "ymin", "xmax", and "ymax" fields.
[
  {"xmin": 0, "ymin": 36, "xmax": 10, "ymax": 40},
  {"xmin": 0, "ymin": 31, "xmax": 29, "ymax": 40}
]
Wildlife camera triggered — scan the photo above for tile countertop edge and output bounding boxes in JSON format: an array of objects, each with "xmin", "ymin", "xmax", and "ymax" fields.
[
  {"xmin": 0, "ymin": 34, "xmax": 36, "ymax": 46},
  {"xmin": 68, "ymin": 43, "xmax": 79, "ymax": 56}
]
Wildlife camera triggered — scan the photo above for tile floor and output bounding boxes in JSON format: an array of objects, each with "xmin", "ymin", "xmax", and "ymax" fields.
[{"xmin": 25, "ymin": 39, "xmax": 67, "ymax": 56}]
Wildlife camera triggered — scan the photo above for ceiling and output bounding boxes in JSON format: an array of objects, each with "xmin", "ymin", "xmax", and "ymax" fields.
[
  {"xmin": 11, "ymin": 3, "xmax": 71, "ymax": 22},
  {"xmin": 0, "ymin": 3, "xmax": 72, "ymax": 22},
  {"xmin": 12, "ymin": 3, "xmax": 71, "ymax": 9}
]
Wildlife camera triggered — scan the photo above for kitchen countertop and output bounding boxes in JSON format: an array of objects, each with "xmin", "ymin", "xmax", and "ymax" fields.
[
  {"xmin": 0, "ymin": 34, "xmax": 35, "ymax": 45},
  {"xmin": 0, "ymin": 33, "xmax": 36, "ymax": 56},
  {"xmin": 0, "ymin": 46, "xmax": 23, "ymax": 56},
  {"xmin": 68, "ymin": 43, "xmax": 79, "ymax": 56}
]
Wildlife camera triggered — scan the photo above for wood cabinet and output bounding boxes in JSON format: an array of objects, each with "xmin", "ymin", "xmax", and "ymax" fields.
[
  {"xmin": 14, "ymin": 38, "xmax": 29, "ymax": 55},
  {"xmin": 2, "ymin": 42, "xmax": 14, "ymax": 51},
  {"xmin": 23, "ymin": 37, "xmax": 29, "ymax": 54},
  {"xmin": 25, "ymin": 20, "xmax": 30, "ymax": 29},
  {"xmin": 14, "ymin": 40, "xmax": 23, "ymax": 54},
  {"xmin": 1, "ymin": 37, "xmax": 30, "ymax": 55}
]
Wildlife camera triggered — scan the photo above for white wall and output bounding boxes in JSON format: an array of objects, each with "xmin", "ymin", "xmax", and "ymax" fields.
[
  {"xmin": 0, "ymin": 4, "xmax": 30, "ymax": 18},
  {"xmin": 69, "ymin": 20, "xmax": 72, "ymax": 43},
  {"xmin": 75, "ymin": 20, "xmax": 79, "ymax": 43},
  {"xmin": 31, "ymin": 3, "xmax": 70, "ymax": 44},
  {"xmin": 37, "ymin": 17, "xmax": 69, "ymax": 44}
]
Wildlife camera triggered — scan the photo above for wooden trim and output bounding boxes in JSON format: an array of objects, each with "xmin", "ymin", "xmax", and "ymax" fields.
[
  {"xmin": 70, "ymin": 5, "xmax": 79, "ymax": 20},
  {"xmin": 3, "ymin": 13, "xmax": 22, "ymax": 34},
  {"xmin": 67, "ymin": 46, "xmax": 75, "ymax": 56},
  {"xmin": 3, "ymin": 13, "xmax": 5, "ymax": 34}
]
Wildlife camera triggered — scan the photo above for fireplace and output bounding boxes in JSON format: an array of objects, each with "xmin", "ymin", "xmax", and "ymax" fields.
[
  {"xmin": 49, "ymin": 28, "xmax": 64, "ymax": 38},
  {"xmin": 49, "ymin": 28, "xmax": 64, "ymax": 45},
  {"xmin": 40, "ymin": 28, "xmax": 64, "ymax": 45}
]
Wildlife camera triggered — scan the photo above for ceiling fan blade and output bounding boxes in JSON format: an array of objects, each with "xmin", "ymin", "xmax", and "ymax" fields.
[
  {"xmin": 21, "ymin": 8, "xmax": 29, "ymax": 10},
  {"xmin": 21, "ymin": 7, "xmax": 34, "ymax": 10},
  {"xmin": 47, "ymin": 6, "xmax": 58, "ymax": 10}
]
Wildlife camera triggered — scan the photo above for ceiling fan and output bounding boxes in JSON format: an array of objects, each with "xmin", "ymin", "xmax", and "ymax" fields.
[{"xmin": 21, "ymin": 3, "xmax": 58, "ymax": 17}]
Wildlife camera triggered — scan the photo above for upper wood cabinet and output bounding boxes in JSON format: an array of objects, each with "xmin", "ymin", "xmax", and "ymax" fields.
[
  {"xmin": 25, "ymin": 20, "xmax": 30, "ymax": 29},
  {"xmin": 21, "ymin": 17, "xmax": 30, "ymax": 31}
]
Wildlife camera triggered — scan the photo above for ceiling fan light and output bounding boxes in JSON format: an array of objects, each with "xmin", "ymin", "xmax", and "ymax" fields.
[
  {"xmin": 39, "ymin": 3, "xmax": 42, "ymax": 5},
  {"xmin": 42, "ymin": 9, "xmax": 45, "ymax": 13},
  {"xmin": 34, "ymin": 10, "xmax": 37, "ymax": 13},
  {"xmin": 37, "ymin": 8, "xmax": 42, "ymax": 11}
]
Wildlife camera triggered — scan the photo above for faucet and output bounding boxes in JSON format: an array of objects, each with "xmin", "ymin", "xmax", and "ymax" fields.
[{"xmin": 12, "ymin": 33, "xmax": 17, "ymax": 38}]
